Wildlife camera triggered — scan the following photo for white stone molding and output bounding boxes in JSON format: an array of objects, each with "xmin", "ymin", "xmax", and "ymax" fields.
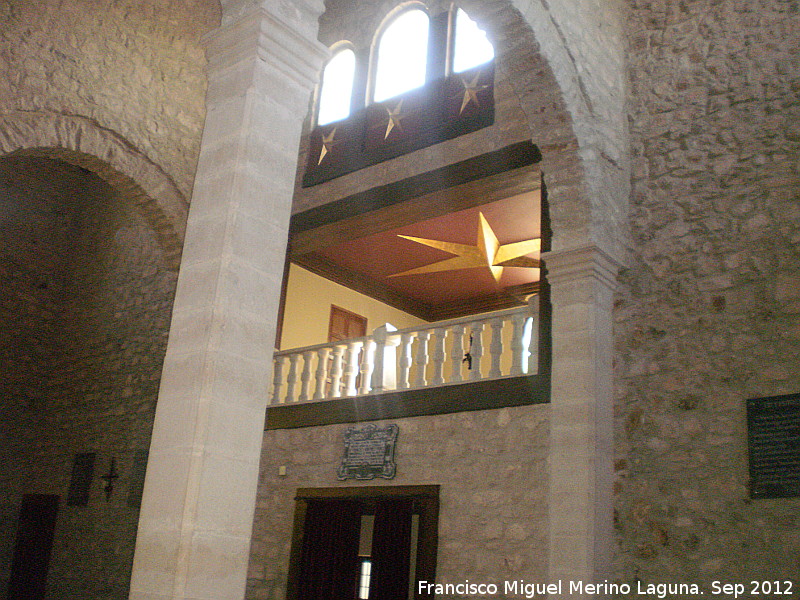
[
  {"xmin": 129, "ymin": 2, "xmax": 326, "ymax": 599},
  {"xmin": 544, "ymin": 244, "xmax": 622, "ymax": 292},
  {"xmin": 204, "ymin": 5, "xmax": 328, "ymax": 91},
  {"xmin": 544, "ymin": 243, "xmax": 621, "ymax": 598}
]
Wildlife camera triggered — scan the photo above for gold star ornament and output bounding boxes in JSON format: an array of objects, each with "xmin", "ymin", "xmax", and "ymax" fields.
[
  {"xmin": 389, "ymin": 212, "xmax": 540, "ymax": 283},
  {"xmin": 459, "ymin": 71, "xmax": 490, "ymax": 114},
  {"xmin": 317, "ymin": 127, "xmax": 338, "ymax": 165},
  {"xmin": 384, "ymin": 100, "xmax": 405, "ymax": 139}
]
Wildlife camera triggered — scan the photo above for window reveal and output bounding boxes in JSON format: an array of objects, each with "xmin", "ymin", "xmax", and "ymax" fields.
[{"xmin": 318, "ymin": 47, "xmax": 357, "ymax": 126}]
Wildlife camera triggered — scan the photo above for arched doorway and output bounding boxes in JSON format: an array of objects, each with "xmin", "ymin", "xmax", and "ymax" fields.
[{"xmin": 0, "ymin": 154, "xmax": 178, "ymax": 599}]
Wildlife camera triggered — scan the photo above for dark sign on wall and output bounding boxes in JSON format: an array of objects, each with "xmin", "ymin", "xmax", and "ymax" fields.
[
  {"xmin": 67, "ymin": 452, "xmax": 96, "ymax": 506},
  {"xmin": 747, "ymin": 393, "xmax": 800, "ymax": 499}
]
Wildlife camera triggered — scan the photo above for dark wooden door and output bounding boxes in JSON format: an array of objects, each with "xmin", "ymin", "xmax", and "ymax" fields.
[
  {"xmin": 287, "ymin": 487, "xmax": 440, "ymax": 600},
  {"xmin": 7, "ymin": 494, "xmax": 60, "ymax": 600}
]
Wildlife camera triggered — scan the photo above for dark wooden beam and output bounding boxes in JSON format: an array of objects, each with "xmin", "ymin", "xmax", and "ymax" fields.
[
  {"xmin": 424, "ymin": 282, "xmax": 540, "ymax": 321},
  {"xmin": 294, "ymin": 486, "xmax": 440, "ymax": 501},
  {"xmin": 290, "ymin": 141, "xmax": 542, "ymax": 254},
  {"xmin": 265, "ymin": 374, "xmax": 550, "ymax": 430},
  {"xmin": 294, "ymin": 254, "xmax": 541, "ymax": 322}
]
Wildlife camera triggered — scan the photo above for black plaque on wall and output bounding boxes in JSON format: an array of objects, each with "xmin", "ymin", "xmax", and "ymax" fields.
[
  {"xmin": 747, "ymin": 393, "xmax": 800, "ymax": 499},
  {"xmin": 67, "ymin": 452, "xmax": 96, "ymax": 506}
]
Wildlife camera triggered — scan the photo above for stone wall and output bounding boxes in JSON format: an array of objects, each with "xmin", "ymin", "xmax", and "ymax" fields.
[
  {"xmin": 0, "ymin": 156, "xmax": 178, "ymax": 599},
  {"xmin": 615, "ymin": 0, "xmax": 800, "ymax": 588},
  {"xmin": 247, "ymin": 405, "xmax": 549, "ymax": 600},
  {"xmin": 0, "ymin": 0, "xmax": 220, "ymax": 200}
]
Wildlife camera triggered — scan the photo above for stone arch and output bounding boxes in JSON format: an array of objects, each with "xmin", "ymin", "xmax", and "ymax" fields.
[
  {"xmin": 458, "ymin": 0, "xmax": 630, "ymax": 257},
  {"xmin": 0, "ymin": 110, "xmax": 188, "ymax": 269},
  {"xmin": 451, "ymin": 0, "xmax": 591, "ymax": 246},
  {"xmin": 513, "ymin": 0, "xmax": 630, "ymax": 256}
]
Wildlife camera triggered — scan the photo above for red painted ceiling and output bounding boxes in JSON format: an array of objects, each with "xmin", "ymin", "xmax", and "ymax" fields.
[{"xmin": 311, "ymin": 190, "xmax": 541, "ymax": 308}]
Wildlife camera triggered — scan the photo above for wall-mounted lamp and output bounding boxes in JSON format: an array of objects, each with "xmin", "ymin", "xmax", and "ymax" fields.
[{"xmin": 100, "ymin": 457, "xmax": 119, "ymax": 501}]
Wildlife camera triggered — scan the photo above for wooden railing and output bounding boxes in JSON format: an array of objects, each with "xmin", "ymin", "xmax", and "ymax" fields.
[{"xmin": 270, "ymin": 297, "xmax": 539, "ymax": 405}]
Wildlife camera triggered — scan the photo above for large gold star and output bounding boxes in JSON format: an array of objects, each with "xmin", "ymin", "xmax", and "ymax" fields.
[
  {"xmin": 317, "ymin": 127, "xmax": 339, "ymax": 165},
  {"xmin": 384, "ymin": 100, "xmax": 405, "ymax": 139},
  {"xmin": 459, "ymin": 72, "xmax": 489, "ymax": 114},
  {"xmin": 389, "ymin": 212, "xmax": 540, "ymax": 283}
]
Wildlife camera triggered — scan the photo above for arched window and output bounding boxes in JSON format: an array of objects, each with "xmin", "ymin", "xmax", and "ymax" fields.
[
  {"xmin": 451, "ymin": 8, "xmax": 494, "ymax": 73},
  {"xmin": 317, "ymin": 47, "xmax": 356, "ymax": 126},
  {"xmin": 372, "ymin": 8, "xmax": 430, "ymax": 103}
]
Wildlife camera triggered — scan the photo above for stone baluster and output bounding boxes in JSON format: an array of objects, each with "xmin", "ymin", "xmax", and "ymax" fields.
[
  {"xmin": 271, "ymin": 355, "xmax": 285, "ymax": 404},
  {"xmin": 469, "ymin": 322, "xmax": 484, "ymax": 380},
  {"xmin": 313, "ymin": 347, "xmax": 331, "ymax": 400},
  {"xmin": 450, "ymin": 324, "xmax": 466, "ymax": 383},
  {"xmin": 329, "ymin": 345, "xmax": 345, "ymax": 398},
  {"xmin": 489, "ymin": 317, "xmax": 505, "ymax": 378},
  {"xmin": 371, "ymin": 324, "xmax": 399, "ymax": 393},
  {"xmin": 510, "ymin": 313, "xmax": 527, "ymax": 376},
  {"xmin": 286, "ymin": 353, "xmax": 300, "ymax": 403},
  {"xmin": 298, "ymin": 350, "xmax": 314, "ymax": 401},
  {"xmin": 398, "ymin": 332, "xmax": 415, "ymax": 389},
  {"xmin": 527, "ymin": 294, "xmax": 540, "ymax": 375},
  {"xmin": 413, "ymin": 330, "xmax": 431, "ymax": 388},
  {"xmin": 359, "ymin": 341, "xmax": 375, "ymax": 395},
  {"xmin": 430, "ymin": 328, "xmax": 447, "ymax": 385},
  {"xmin": 343, "ymin": 341, "xmax": 362, "ymax": 397}
]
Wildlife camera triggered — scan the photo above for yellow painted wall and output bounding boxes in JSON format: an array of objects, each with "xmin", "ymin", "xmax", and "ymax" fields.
[{"xmin": 279, "ymin": 264, "xmax": 428, "ymax": 350}]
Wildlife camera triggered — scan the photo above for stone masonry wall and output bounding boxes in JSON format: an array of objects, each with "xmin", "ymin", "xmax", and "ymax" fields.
[
  {"xmin": 248, "ymin": 405, "xmax": 549, "ymax": 600},
  {"xmin": 0, "ymin": 156, "xmax": 178, "ymax": 599},
  {"xmin": 615, "ymin": 0, "xmax": 800, "ymax": 589},
  {"xmin": 0, "ymin": 0, "xmax": 220, "ymax": 199}
]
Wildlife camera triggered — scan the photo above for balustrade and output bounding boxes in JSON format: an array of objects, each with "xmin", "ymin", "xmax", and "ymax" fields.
[{"xmin": 269, "ymin": 297, "xmax": 540, "ymax": 405}]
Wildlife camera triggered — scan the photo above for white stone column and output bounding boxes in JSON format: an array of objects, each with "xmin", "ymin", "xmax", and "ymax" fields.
[
  {"xmin": 129, "ymin": 3, "xmax": 326, "ymax": 599},
  {"xmin": 545, "ymin": 245, "xmax": 620, "ymax": 598}
]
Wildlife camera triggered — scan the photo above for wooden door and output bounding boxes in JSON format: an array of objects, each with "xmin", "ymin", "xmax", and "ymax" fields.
[
  {"xmin": 328, "ymin": 305, "xmax": 367, "ymax": 343},
  {"xmin": 7, "ymin": 494, "xmax": 60, "ymax": 600}
]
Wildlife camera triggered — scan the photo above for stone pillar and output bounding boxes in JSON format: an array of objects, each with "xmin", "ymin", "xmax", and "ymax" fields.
[
  {"xmin": 129, "ymin": 3, "xmax": 326, "ymax": 599},
  {"xmin": 545, "ymin": 245, "xmax": 620, "ymax": 598}
]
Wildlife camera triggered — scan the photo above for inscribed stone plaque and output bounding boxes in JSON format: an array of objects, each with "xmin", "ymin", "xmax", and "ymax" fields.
[
  {"xmin": 747, "ymin": 393, "xmax": 800, "ymax": 499},
  {"xmin": 337, "ymin": 424, "xmax": 398, "ymax": 480},
  {"xmin": 67, "ymin": 452, "xmax": 96, "ymax": 506}
]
